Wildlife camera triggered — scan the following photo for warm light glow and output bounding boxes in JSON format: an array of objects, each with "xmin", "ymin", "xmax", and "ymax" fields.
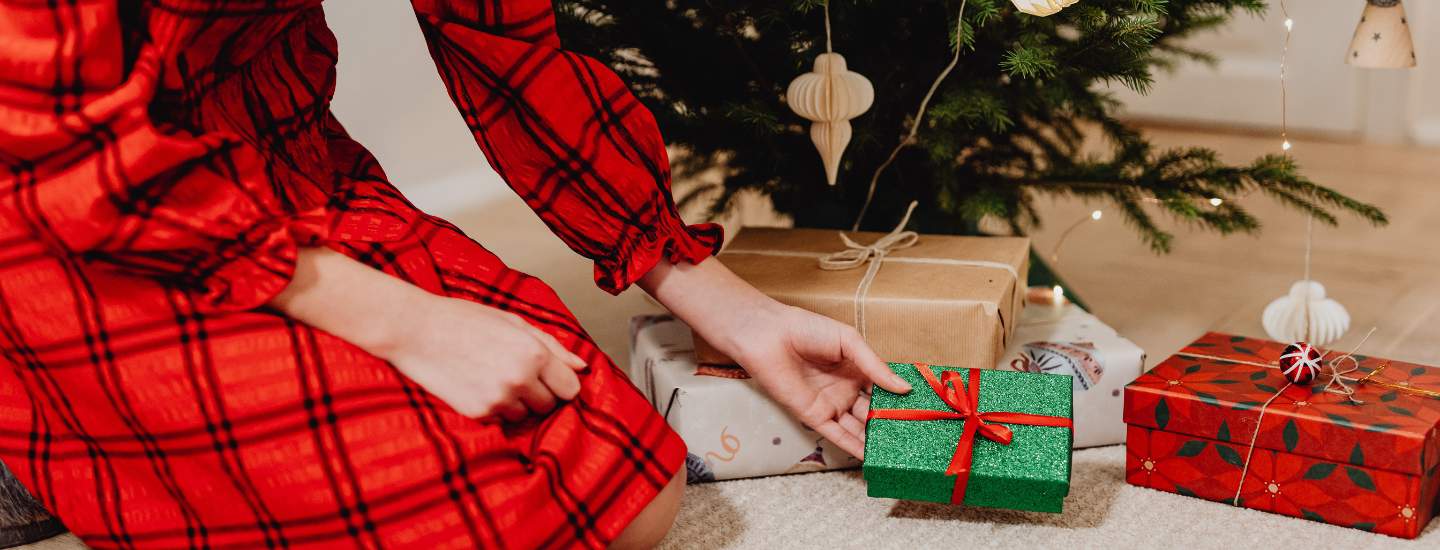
[
  {"xmin": 1052, "ymin": 285, "xmax": 1065, "ymax": 306},
  {"xmin": 1284, "ymin": 18, "xmax": 1293, "ymax": 31},
  {"xmin": 1281, "ymin": 140, "xmax": 1293, "ymax": 151},
  {"xmin": 1209, "ymin": 197, "xmax": 1223, "ymax": 207},
  {"xmin": 1090, "ymin": 210, "xmax": 1103, "ymax": 221}
]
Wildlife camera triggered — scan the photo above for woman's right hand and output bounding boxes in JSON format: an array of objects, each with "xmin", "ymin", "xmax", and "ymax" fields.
[
  {"xmin": 376, "ymin": 293, "xmax": 588, "ymax": 421},
  {"xmin": 270, "ymin": 248, "xmax": 586, "ymax": 423}
]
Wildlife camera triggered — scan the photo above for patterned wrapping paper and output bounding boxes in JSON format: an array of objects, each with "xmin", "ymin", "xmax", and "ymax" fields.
[
  {"xmin": 1124, "ymin": 332, "xmax": 1440, "ymax": 538},
  {"xmin": 628, "ymin": 315, "xmax": 858, "ymax": 483},
  {"xmin": 1000, "ymin": 304, "xmax": 1146, "ymax": 448},
  {"xmin": 864, "ymin": 364, "xmax": 1073, "ymax": 512}
]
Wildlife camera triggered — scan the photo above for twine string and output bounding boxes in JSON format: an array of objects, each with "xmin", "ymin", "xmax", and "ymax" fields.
[
  {"xmin": 823, "ymin": 0, "xmax": 833, "ymax": 54},
  {"xmin": 851, "ymin": 0, "xmax": 968, "ymax": 231},
  {"xmin": 819, "ymin": 201, "xmax": 921, "ymax": 336}
]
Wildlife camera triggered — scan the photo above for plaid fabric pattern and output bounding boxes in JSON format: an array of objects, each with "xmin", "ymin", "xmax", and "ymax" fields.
[{"xmin": 0, "ymin": 1, "xmax": 721, "ymax": 548}]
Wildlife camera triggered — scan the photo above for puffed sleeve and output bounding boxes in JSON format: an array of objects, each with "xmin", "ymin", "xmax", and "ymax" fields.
[
  {"xmin": 0, "ymin": 4, "xmax": 330, "ymax": 311},
  {"xmin": 410, "ymin": 0, "xmax": 722, "ymax": 294}
]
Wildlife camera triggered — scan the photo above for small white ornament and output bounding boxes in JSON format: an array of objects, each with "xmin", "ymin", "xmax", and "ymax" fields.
[
  {"xmin": 1012, "ymin": 0, "xmax": 1079, "ymax": 17},
  {"xmin": 787, "ymin": 52, "xmax": 874, "ymax": 186},
  {"xmin": 1262, "ymin": 280, "xmax": 1351, "ymax": 346}
]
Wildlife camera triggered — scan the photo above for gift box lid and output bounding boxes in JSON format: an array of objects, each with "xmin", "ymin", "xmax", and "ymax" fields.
[
  {"xmin": 1124, "ymin": 333, "xmax": 1440, "ymax": 477},
  {"xmin": 718, "ymin": 228, "xmax": 1029, "ymax": 311}
]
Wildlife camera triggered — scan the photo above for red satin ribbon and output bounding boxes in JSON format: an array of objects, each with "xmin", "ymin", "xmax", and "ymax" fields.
[{"xmin": 867, "ymin": 364, "xmax": 1073, "ymax": 504}]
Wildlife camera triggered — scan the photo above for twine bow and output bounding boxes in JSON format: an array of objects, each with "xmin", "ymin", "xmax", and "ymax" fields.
[
  {"xmin": 867, "ymin": 364, "xmax": 1073, "ymax": 504},
  {"xmin": 819, "ymin": 201, "xmax": 920, "ymax": 337}
]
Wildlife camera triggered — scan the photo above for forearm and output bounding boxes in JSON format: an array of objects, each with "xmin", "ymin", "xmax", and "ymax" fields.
[
  {"xmin": 269, "ymin": 247, "xmax": 424, "ymax": 356},
  {"xmin": 637, "ymin": 259, "xmax": 780, "ymax": 360}
]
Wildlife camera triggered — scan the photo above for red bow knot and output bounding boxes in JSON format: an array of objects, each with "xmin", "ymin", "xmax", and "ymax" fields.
[{"xmin": 867, "ymin": 364, "xmax": 1072, "ymax": 504}]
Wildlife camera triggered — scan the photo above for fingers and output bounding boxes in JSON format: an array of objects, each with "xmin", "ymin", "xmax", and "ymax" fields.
[
  {"xmin": 516, "ymin": 378, "xmax": 558, "ymax": 415},
  {"xmin": 851, "ymin": 393, "xmax": 871, "ymax": 422},
  {"xmin": 812, "ymin": 419, "xmax": 865, "ymax": 460},
  {"xmin": 839, "ymin": 328, "xmax": 911, "ymax": 394},
  {"xmin": 518, "ymin": 322, "xmax": 587, "ymax": 371},
  {"xmin": 538, "ymin": 352, "xmax": 583, "ymax": 401},
  {"xmin": 493, "ymin": 398, "xmax": 528, "ymax": 423}
]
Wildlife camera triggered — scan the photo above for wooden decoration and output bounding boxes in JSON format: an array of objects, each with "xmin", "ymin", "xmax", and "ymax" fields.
[
  {"xmin": 787, "ymin": 52, "xmax": 874, "ymax": 186},
  {"xmin": 1347, "ymin": 0, "xmax": 1416, "ymax": 69},
  {"xmin": 1011, "ymin": 0, "xmax": 1079, "ymax": 17}
]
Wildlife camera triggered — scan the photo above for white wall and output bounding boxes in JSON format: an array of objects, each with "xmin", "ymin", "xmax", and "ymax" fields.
[
  {"xmin": 1115, "ymin": 1, "xmax": 1437, "ymax": 145},
  {"xmin": 325, "ymin": 1, "xmax": 507, "ymax": 217}
]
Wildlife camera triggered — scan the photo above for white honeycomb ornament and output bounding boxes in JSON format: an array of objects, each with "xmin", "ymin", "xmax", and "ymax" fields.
[
  {"xmin": 786, "ymin": 52, "xmax": 874, "ymax": 186},
  {"xmin": 1012, "ymin": 0, "xmax": 1080, "ymax": 17},
  {"xmin": 1262, "ymin": 280, "xmax": 1351, "ymax": 346}
]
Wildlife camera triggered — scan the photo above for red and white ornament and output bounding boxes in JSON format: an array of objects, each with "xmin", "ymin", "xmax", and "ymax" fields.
[{"xmin": 1278, "ymin": 342, "xmax": 1323, "ymax": 385}]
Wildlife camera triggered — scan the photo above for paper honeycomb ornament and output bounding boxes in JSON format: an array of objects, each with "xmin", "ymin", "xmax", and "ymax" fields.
[
  {"xmin": 1012, "ymin": 0, "xmax": 1079, "ymax": 17},
  {"xmin": 1262, "ymin": 280, "xmax": 1351, "ymax": 347},
  {"xmin": 1347, "ymin": 0, "xmax": 1416, "ymax": 69},
  {"xmin": 786, "ymin": 52, "xmax": 874, "ymax": 186}
]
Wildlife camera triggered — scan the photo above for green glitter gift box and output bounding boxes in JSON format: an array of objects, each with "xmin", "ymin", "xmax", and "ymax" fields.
[{"xmin": 863, "ymin": 363, "xmax": 1074, "ymax": 512}]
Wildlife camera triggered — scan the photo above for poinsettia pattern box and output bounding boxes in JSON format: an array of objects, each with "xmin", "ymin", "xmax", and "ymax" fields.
[
  {"xmin": 998, "ymin": 304, "xmax": 1146, "ymax": 448},
  {"xmin": 628, "ymin": 315, "xmax": 859, "ymax": 483}
]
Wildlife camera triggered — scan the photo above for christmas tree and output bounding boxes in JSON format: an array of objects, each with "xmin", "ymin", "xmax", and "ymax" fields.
[{"xmin": 556, "ymin": 0, "xmax": 1386, "ymax": 250}]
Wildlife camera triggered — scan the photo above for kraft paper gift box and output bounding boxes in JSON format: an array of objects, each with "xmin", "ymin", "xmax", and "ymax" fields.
[
  {"xmin": 999, "ymin": 304, "xmax": 1146, "ymax": 448},
  {"xmin": 692, "ymin": 226, "xmax": 1029, "ymax": 369},
  {"xmin": 628, "ymin": 315, "xmax": 858, "ymax": 483},
  {"xmin": 1125, "ymin": 333, "xmax": 1440, "ymax": 539}
]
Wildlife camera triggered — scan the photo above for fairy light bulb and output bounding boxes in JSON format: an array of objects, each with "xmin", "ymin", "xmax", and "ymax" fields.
[
  {"xmin": 1282, "ymin": 140, "xmax": 1292, "ymax": 151},
  {"xmin": 1090, "ymin": 210, "xmax": 1102, "ymax": 221},
  {"xmin": 1209, "ymin": 197, "xmax": 1223, "ymax": 207},
  {"xmin": 1052, "ymin": 285, "xmax": 1065, "ymax": 306},
  {"xmin": 1284, "ymin": 18, "xmax": 1293, "ymax": 31}
]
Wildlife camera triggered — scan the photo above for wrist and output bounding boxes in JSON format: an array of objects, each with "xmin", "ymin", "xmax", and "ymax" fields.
[
  {"xmin": 638, "ymin": 258, "xmax": 784, "ymax": 360},
  {"xmin": 270, "ymin": 247, "xmax": 431, "ymax": 360}
]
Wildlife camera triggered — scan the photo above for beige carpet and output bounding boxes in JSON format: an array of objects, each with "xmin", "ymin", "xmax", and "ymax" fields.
[{"xmin": 663, "ymin": 445, "xmax": 1437, "ymax": 549}]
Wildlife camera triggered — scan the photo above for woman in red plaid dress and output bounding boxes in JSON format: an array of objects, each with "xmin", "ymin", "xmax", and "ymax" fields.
[{"xmin": 0, "ymin": 1, "xmax": 910, "ymax": 548}]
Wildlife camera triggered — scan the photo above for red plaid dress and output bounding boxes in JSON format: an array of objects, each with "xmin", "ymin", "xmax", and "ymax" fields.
[{"xmin": 0, "ymin": 1, "xmax": 721, "ymax": 548}]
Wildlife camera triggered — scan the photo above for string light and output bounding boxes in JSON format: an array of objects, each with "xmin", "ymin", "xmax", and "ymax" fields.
[
  {"xmin": 1280, "ymin": 5, "xmax": 1296, "ymax": 193},
  {"xmin": 1209, "ymin": 197, "xmax": 1224, "ymax": 207}
]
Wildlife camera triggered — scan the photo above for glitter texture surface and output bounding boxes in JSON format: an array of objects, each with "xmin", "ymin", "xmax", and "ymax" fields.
[{"xmin": 863, "ymin": 363, "xmax": 1073, "ymax": 512}]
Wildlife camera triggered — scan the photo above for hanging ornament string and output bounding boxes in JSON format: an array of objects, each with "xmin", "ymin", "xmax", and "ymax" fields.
[
  {"xmin": 851, "ymin": 0, "xmax": 968, "ymax": 231},
  {"xmin": 824, "ymin": 0, "xmax": 833, "ymax": 53}
]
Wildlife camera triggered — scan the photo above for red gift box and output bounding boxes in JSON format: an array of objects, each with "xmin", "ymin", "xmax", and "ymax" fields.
[{"xmin": 1124, "ymin": 333, "xmax": 1440, "ymax": 539}]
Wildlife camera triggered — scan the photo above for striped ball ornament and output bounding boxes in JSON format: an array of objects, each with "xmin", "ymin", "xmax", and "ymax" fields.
[{"xmin": 1278, "ymin": 342, "xmax": 1323, "ymax": 385}]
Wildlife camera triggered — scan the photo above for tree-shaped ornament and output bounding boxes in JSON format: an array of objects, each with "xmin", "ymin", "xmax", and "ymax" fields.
[
  {"xmin": 1347, "ymin": 0, "xmax": 1416, "ymax": 68},
  {"xmin": 786, "ymin": 5, "xmax": 874, "ymax": 186},
  {"xmin": 1011, "ymin": 0, "xmax": 1079, "ymax": 17}
]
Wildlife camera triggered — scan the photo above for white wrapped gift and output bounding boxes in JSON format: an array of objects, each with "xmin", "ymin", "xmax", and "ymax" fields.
[
  {"xmin": 998, "ymin": 304, "xmax": 1146, "ymax": 448},
  {"xmin": 627, "ymin": 315, "xmax": 859, "ymax": 483}
]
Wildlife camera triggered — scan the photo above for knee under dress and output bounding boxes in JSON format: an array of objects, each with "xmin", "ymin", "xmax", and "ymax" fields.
[{"xmin": 0, "ymin": 1, "xmax": 722, "ymax": 548}]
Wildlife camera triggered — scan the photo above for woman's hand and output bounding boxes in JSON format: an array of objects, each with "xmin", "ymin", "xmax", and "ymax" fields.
[
  {"xmin": 271, "ymin": 248, "xmax": 586, "ymax": 422},
  {"xmin": 639, "ymin": 259, "xmax": 911, "ymax": 459},
  {"xmin": 377, "ymin": 294, "xmax": 587, "ymax": 421}
]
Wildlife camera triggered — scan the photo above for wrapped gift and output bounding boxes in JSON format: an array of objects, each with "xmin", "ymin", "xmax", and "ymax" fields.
[
  {"xmin": 999, "ymin": 304, "xmax": 1146, "ymax": 448},
  {"xmin": 864, "ymin": 363, "xmax": 1073, "ymax": 512},
  {"xmin": 628, "ymin": 315, "xmax": 859, "ymax": 483},
  {"xmin": 692, "ymin": 225, "xmax": 1028, "ymax": 369},
  {"xmin": 1125, "ymin": 333, "xmax": 1440, "ymax": 539}
]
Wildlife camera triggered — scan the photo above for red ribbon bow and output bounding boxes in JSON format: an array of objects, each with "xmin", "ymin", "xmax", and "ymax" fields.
[{"xmin": 867, "ymin": 364, "xmax": 1073, "ymax": 504}]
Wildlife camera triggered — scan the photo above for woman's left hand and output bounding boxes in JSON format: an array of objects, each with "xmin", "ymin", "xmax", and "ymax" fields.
[{"xmin": 640, "ymin": 259, "xmax": 911, "ymax": 459}]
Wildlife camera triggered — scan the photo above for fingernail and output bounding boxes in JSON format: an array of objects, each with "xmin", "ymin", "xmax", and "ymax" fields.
[{"xmin": 568, "ymin": 353, "xmax": 587, "ymax": 368}]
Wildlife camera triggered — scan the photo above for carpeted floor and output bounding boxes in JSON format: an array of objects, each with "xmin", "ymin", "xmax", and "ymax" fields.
[{"xmin": 662, "ymin": 445, "xmax": 1438, "ymax": 549}]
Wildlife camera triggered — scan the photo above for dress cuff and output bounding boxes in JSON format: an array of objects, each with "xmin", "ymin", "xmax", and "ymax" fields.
[
  {"xmin": 593, "ymin": 205, "xmax": 723, "ymax": 295},
  {"xmin": 195, "ymin": 208, "xmax": 331, "ymax": 312}
]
